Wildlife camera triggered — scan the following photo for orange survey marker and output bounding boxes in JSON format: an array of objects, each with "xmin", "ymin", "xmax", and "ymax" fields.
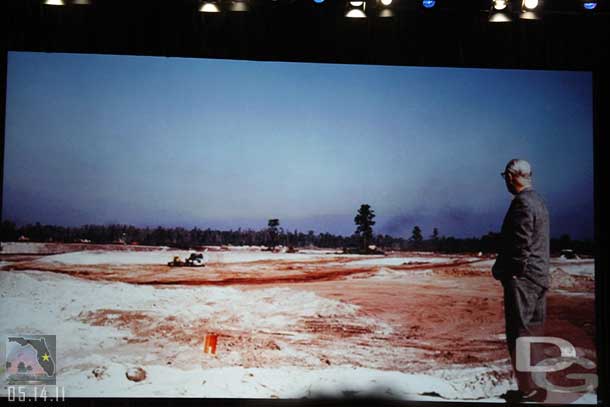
[{"xmin": 203, "ymin": 333, "xmax": 218, "ymax": 355}]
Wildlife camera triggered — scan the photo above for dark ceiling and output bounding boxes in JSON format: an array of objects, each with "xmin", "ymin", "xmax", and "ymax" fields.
[{"xmin": 5, "ymin": 0, "xmax": 610, "ymax": 70}]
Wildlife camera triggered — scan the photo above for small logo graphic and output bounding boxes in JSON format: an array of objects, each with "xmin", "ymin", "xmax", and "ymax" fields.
[
  {"xmin": 516, "ymin": 336, "xmax": 598, "ymax": 393},
  {"xmin": 5, "ymin": 335, "xmax": 56, "ymax": 385}
]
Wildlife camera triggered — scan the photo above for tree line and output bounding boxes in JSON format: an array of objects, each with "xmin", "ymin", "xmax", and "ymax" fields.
[
  {"xmin": 0, "ymin": 203, "xmax": 594, "ymax": 255},
  {"xmin": 0, "ymin": 220, "xmax": 592, "ymax": 255}
]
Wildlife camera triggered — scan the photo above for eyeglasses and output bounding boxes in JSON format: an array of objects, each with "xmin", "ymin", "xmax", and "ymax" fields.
[{"xmin": 501, "ymin": 171, "xmax": 532, "ymax": 178}]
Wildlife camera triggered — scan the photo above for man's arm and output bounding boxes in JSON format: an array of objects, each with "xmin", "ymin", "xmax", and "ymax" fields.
[{"xmin": 503, "ymin": 198, "xmax": 534, "ymax": 277}]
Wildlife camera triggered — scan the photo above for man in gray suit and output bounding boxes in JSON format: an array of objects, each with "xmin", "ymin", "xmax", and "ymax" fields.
[{"xmin": 492, "ymin": 159, "xmax": 550, "ymax": 402}]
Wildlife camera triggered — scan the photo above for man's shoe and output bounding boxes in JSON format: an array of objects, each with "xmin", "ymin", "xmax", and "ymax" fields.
[
  {"xmin": 501, "ymin": 389, "xmax": 523, "ymax": 403},
  {"xmin": 501, "ymin": 389, "xmax": 547, "ymax": 403},
  {"xmin": 522, "ymin": 389, "xmax": 547, "ymax": 403}
]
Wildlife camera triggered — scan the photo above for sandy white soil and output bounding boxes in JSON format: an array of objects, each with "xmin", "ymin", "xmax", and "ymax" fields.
[
  {"xmin": 1, "ymin": 242, "xmax": 51, "ymax": 254},
  {"xmin": 37, "ymin": 250, "xmax": 353, "ymax": 266},
  {"xmin": 347, "ymin": 257, "xmax": 458, "ymax": 267},
  {"xmin": 58, "ymin": 364, "xmax": 510, "ymax": 400},
  {"xmin": 0, "ymin": 269, "xmax": 509, "ymax": 400},
  {"xmin": 0, "ymin": 244, "xmax": 596, "ymax": 403},
  {"xmin": 551, "ymin": 260, "xmax": 595, "ymax": 277}
]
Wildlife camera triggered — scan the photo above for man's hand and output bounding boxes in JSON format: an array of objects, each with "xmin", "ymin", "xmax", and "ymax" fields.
[{"xmin": 492, "ymin": 258, "xmax": 504, "ymax": 281}]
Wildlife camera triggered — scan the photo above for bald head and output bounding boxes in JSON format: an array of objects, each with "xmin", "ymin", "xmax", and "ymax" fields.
[{"xmin": 503, "ymin": 159, "xmax": 533, "ymax": 194}]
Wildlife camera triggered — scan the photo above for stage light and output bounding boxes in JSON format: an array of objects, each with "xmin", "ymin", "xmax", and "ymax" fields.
[
  {"xmin": 583, "ymin": 2, "xmax": 597, "ymax": 10},
  {"xmin": 346, "ymin": 0, "xmax": 366, "ymax": 18},
  {"xmin": 230, "ymin": 1, "xmax": 249, "ymax": 11},
  {"xmin": 200, "ymin": 1, "xmax": 220, "ymax": 12},
  {"xmin": 520, "ymin": 0, "xmax": 542, "ymax": 19},
  {"xmin": 523, "ymin": 0, "xmax": 538, "ymax": 9},
  {"xmin": 489, "ymin": 12, "xmax": 511, "ymax": 22},
  {"xmin": 489, "ymin": 0, "xmax": 512, "ymax": 22},
  {"xmin": 346, "ymin": 8, "xmax": 366, "ymax": 17},
  {"xmin": 314, "ymin": 0, "xmax": 325, "ymax": 3},
  {"xmin": 493, "ymin": 0, "xmax": 508, "ymax": 11},
  {"xmin": 44, "ymin": 0, "xmax": 65, "ymax": 5},
  {"xmin": 73, "ymin": 0, "xmax": 91, "ymax": 4},
  {"xmin": 422, "ymin": 0, "xmax": 436, "ymax": 8},
  {"xmin": 377, "ymin": 0, "xmax": 394, "ymax": 17}
]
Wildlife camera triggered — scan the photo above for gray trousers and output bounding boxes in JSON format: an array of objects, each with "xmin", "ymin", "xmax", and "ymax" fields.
[{"xmin": 503, "ymin": 276, "xmax": 548, "ymax": 393}]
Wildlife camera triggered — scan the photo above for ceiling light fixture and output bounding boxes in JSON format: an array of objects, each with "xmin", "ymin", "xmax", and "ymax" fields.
[
  {"xmin": 346, "ymin": 0, "xmax": 367, "ymax": 18},
  {"xmin": 200, "ymin": 1, "xmax": 221, "ymax": 13}
]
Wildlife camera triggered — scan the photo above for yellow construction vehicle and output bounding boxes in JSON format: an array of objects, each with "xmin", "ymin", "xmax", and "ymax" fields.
[{"xmin": 167, "ymin": 252, "xmax": 207, "ymax": 267}]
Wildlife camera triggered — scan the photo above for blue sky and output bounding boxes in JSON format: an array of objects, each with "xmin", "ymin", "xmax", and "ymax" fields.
[{"xmin": 2, "ymin": 52, "xmax": 594, "ymax": 239}]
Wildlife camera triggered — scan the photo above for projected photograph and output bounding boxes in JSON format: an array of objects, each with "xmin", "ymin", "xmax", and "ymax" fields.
[{"xmin": 0, "ymin": 52, "xmax": 596, "ymax": 403}]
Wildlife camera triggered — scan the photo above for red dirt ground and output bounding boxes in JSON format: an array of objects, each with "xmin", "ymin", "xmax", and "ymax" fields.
[{"xmin": 0, "ymin": 245, "xmax": 596, "ymax": 401}]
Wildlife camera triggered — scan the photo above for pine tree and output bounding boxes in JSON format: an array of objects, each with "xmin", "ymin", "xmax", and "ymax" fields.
[
  {"xmin": 411, "ymin": 226, "xmax": 423, "ymax": 242},
  {"xmin": 267, "ymin": 219, "xmax": 280, "ymax": 248},
  {"xmin": 354, "ymin": 204, "xmax": 376, "ymax": 251}
]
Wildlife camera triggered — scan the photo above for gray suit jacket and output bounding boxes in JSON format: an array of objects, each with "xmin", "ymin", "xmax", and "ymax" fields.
[{"xmin": 492, "ymin": 188, "xmax": 550, "ymax": 288}]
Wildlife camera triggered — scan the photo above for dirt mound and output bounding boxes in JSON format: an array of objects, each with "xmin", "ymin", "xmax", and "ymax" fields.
[
  {"xmin": 300, "ymin": 317, "xmax": 376, "ymax": 338},
  {"xmin": 551, "ymin": 268, "xmax": 577, "ymax": 289},
  {"xmin": 126, "ymin": 367, "xmax": 147, "ymax": 382},
  {"xmin": 434, "ymin": 267, "xmax": 484, "ymax": 277},
  {"xmin": 550, "ymin": 268, "xmax": 594, "ymax": 292}
]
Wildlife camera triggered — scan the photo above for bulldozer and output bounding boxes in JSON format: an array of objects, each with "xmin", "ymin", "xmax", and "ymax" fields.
[{"xmin": 167, "ymin": 251, "xmax": 207, "ymax": 267}]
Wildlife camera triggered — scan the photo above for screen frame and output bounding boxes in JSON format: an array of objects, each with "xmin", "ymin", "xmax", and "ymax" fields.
[{"xmin": 1, "ymin": 1, "xmax": 608, "ymax": 405}]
